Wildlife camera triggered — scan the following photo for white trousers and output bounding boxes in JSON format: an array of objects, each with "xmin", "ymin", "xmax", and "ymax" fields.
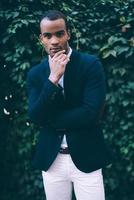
[{"xmin": 42, "ymin": 153, "xmax": 105, "ymax": 200}]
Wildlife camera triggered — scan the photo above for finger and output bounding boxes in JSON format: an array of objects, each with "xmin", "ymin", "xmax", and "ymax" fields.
[
  {"xmin": 60, "ymin": 55, "xmax": 69, "ymax": 62},
  {"xmin": 57, "ymin": 53, "xmax": 68, "ymax": 60},
  {"xmin": 61, "ymin": 59, "xmax": 69, "ymax": 66},
  {"xmin": 59, "ymin": 57, "xmax": 70, "ymax": 66},
  {"xmin": 52, "ymin": 54, "xmax": 67, "ymax": 64},
  {"xmin": 52, "ymin": 50, "xmax": 66, "ymax": 59}
]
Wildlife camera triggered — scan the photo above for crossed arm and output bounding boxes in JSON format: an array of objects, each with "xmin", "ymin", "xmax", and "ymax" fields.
[{"xmin": 27, "ymin": 59, "xmax": 106, "ymax": 130}]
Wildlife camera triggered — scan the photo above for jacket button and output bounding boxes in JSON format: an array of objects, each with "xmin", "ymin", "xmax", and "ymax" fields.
[
  {"xmin": 51, "ymin": 92, "xmax": 57, "ymax": 100},
  {"xmin": 59, "ymin": 135, "xmax": 62, "ymax": 139},
  {"xmin": 56, "ymin": 129, "xmax": 66, "ymax": 131}
]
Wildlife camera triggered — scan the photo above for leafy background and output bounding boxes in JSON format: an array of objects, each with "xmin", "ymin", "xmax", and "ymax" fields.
[{"xmin": 0, "ymin": 0, "xmax": 134, "ymax": 199}]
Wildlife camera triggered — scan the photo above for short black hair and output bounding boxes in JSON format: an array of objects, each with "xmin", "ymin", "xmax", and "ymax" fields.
[{"xmin": 40, "ymin": 10, "xmax": 69, "ymax": 30}]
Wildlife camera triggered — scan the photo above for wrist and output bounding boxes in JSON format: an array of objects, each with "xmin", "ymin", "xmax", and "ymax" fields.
[{"xmin": 48, "ymin": 75, "xmax": 59, "ymax": 85}]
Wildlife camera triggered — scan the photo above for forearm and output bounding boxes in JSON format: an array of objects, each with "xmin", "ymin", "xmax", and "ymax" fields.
[
  {"xmin": 27, "ymin": 77, "xmax": 63, "ymax": 126},
  {"xmin": 50, "ymin": 100, "xmax": 105, "ymax": 131},
  {"xmin": 49, "ymin": 61, "xmax": 106, "ymax": 131}
]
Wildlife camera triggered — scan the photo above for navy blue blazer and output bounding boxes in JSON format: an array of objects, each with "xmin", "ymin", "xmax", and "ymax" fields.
[{"xmin": 27, "ymin": 49, "xmax": 112, "ymax": 172}]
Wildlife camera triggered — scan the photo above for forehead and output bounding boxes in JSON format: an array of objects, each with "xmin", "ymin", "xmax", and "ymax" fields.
[{"xmin": 40, "ymin": 18, "xmax": 66, "ymax": 33}]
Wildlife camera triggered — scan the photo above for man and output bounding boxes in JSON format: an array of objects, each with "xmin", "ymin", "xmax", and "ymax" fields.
[{"xmin": 27, "ymin": 10, "xmax": 112, "ymax": 200}]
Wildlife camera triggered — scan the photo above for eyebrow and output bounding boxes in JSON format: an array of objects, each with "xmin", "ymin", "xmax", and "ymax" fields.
[{"xmin": 42, "ymin": 30, "xmax": 65, "ymax": 36}]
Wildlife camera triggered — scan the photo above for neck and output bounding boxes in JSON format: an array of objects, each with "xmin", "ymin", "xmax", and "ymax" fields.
[{"xmin": 66, "ymin": 44, "xmax": 70, "ymax": 54}]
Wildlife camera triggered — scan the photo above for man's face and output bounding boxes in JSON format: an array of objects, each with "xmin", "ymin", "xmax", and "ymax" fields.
[{"xmin": 40, "ymin": 18, "xmax": 70, "ymax": 57}]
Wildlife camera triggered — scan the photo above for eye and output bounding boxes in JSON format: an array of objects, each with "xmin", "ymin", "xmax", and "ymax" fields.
[
  {"xmin": 56, "ymin": 31, "xmax": 65, "ymax": 38},
  {"xmin": 42, "ymin": 33, "xmax": 52, "ymax": 39}
]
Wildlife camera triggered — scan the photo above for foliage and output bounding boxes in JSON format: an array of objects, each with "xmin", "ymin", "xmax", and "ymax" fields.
[{"xmin": 0, "ymin": 0, "xmax": 134, "ymax": 199}]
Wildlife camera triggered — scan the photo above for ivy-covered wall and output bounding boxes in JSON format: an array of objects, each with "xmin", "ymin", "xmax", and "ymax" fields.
[{"xmin": 0, "ymin": 0, "xmax": 134, "ymax": 199}]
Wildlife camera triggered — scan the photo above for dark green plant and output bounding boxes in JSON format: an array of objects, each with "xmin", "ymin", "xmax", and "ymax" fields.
[{"xmin": 0, "ymin": 0, "xmax": 134, "ymax": 200}]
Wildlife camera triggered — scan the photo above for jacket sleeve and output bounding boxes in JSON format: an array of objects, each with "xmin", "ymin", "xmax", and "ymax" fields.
[
  {"xmin": 27, "ymin": 69, "xmax": 64, "ymax": 126},
  {"xmin": 50, "ymin": 60, "xmax": 106, "ymax": 130}
]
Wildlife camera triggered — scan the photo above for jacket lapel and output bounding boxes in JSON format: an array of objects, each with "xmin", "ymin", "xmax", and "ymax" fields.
[{"xmin": 64, "ymin": 50, "xmax": 79, "ymax": 103}]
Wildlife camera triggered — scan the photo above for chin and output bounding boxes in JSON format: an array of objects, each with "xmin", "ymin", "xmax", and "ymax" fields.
[
  {"xmin": 47, "ymin": 51, "xmax": 53, "ymax": 58},
  {"xmin": 49, "ymin": 53, "xmax": 55, "ymax": 58}
]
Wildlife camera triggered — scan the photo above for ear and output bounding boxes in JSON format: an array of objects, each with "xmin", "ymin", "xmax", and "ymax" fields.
[
  {"xmin": 39, "ymin": 34, "xmax": 43, "ymax": 46},
  {"xmin": 67, "ymin": 29, "xmax": 71, "ymax": 40},
  {"xmin": 39, "ymin": 34, "xmax": 43, "ymax": 41}
]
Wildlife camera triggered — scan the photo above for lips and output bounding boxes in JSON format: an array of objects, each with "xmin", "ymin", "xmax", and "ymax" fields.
[{"xmin": 50, "ymin": 48, "xmax": 62, "ymax": 53}]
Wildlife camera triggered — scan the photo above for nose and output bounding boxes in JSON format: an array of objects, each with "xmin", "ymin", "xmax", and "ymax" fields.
[{"xmin": 51, "ymin": 36, "xmax": 59, "ymax": 45}]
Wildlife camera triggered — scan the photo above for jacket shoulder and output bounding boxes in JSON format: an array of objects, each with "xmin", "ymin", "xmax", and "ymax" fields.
[
  {"xmin": 74, "ymin": 51, "xmax": 102, "ymax": 74},
  {"xmin": 79, "ymin": 52, "xmax": 99, "ymax": 65},
  {"xmin": 27, "ymin": 58, "xmax": 48, "ymax": 81},
  {"xmin": 29, "ymin": 58, "xmax": 47, "ymax": 75}
]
